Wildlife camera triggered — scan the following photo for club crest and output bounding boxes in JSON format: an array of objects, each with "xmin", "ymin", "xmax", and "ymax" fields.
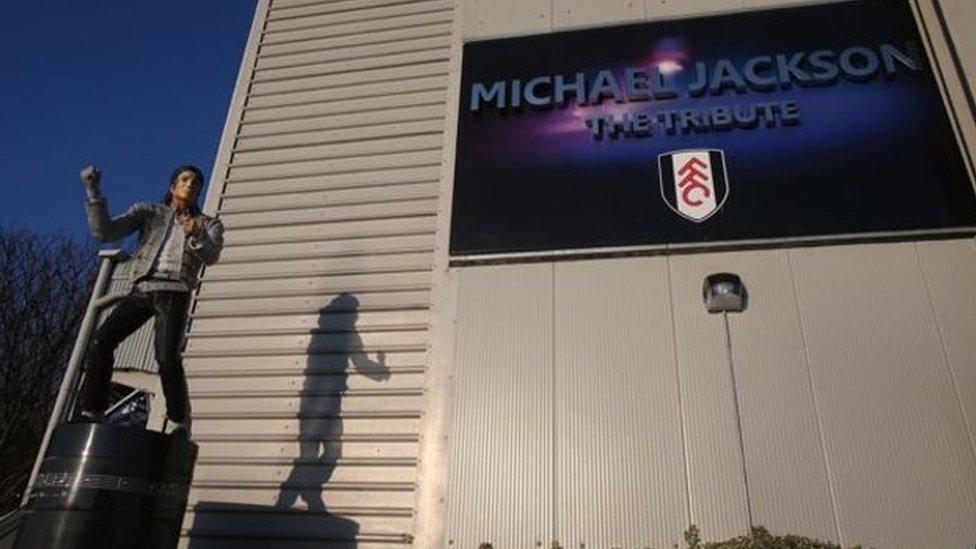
[{"xmin": 658, "ymin": 149, "xmax": 729, "ymax": 222}]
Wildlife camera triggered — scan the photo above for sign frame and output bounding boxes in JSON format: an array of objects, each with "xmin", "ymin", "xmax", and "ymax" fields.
[{"xmin": 447, "ymin": 0, "xmax": 976, "ymax": 265}]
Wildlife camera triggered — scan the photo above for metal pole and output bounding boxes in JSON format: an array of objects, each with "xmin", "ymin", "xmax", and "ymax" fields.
[
  {"xmin": 722, "ymin": 311, "xmax": 754, "ymax": 527},
  {"xmin": 21, "ymin": 249, "xmax": 127, "ymax": 506}
]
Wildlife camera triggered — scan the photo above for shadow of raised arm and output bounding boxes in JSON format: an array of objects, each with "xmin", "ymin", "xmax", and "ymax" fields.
[{"xmin": 350, "ymin": 346, "xmax": 390, "ymax": 382}]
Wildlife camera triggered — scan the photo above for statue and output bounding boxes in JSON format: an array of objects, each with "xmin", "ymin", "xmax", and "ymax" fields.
[{"xmin": 76, "ymin": 164, "xmax": 224, "ymax": 438}]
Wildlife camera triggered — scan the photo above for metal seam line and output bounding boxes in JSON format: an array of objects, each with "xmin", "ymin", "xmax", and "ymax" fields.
[
  {"xmin": 550, "ymin": 262, "xmax": 557, "ymax": 547},
  {"xmin": 912, "ymin": 242, "xmax": 976, "ymax": 480},
  {"xmin": 785, "ymin": 249, "xmax": 843, "ymax": 544},
  {"xmin": 665, "ymin": 256, "xmax": 694, "ymax": 527}
]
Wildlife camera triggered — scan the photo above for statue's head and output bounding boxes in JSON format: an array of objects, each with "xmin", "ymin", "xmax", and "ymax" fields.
[{"xmin": 164, "ymin": 165, "xmax": 204, "ymax": 211}]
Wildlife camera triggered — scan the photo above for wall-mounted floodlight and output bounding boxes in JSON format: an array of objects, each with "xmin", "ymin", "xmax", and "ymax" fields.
[
  {"xmin": 704, "ymin": 272, "xmax": 752, "ymax": 524},
  {"xmin": 703, "ymin": 273, "xmax": 746, "ymax": 313}
]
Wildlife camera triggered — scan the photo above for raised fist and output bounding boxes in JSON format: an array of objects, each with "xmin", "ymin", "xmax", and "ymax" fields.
[
  {"xmin": 80, "ymin": 165, "xmax": 102, "ymax": 195},
  {"xmin": 179, "ymin": 214, "xmax": 199, "ymax": 236}
]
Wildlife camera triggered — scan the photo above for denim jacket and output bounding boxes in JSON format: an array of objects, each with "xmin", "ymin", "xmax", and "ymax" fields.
[{"xmin": 85, "ymin": 197, "xmax": 224, "ymax": 290}]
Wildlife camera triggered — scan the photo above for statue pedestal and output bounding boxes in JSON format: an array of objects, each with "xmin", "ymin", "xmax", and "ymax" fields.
[{"xmin": 15, "ymin": 423, "xmax": 197, "ymax": 549}]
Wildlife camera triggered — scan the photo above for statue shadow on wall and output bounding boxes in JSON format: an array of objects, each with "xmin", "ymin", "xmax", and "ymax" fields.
[{"xmin": 189, "ymin": 292, "xmax": 390, "ymax": 548}]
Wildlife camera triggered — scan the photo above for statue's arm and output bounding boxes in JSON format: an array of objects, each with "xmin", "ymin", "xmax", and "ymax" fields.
[
  {"xmin": 85, "ymin": 197, "xmax": 147, "ymax": 243},
  {"xmin": 186, "ymin": 216, "xmax": 224, "ymax": 265},
  {"xmin": 79, "ymin": 165, "xmax": 145, "ymax": 243}
]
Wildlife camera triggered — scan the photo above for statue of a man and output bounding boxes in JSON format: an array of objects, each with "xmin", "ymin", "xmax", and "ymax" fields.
[{"xmin": 77, "ymin": 164, "xmax": 224, "ymax": 437}]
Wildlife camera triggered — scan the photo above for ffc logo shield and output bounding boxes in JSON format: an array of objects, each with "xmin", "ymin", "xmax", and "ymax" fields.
[{"xmin": 658, "ymin": 149, "xmax": 729, "ymax": 222}]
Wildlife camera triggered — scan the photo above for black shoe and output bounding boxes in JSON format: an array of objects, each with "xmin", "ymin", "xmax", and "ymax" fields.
[
  {"xmin": 72, "ymin": 410, "xmax": 104, "ymax": 424},
  {"xmin": 167, "ymin": 420, "xmax": 191, "ymax": 438}
]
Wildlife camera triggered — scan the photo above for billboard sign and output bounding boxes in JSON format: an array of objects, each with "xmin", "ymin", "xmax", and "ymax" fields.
[{"xmin": 449, "ymin": 0, "xmax": 976, "ymax": 258}]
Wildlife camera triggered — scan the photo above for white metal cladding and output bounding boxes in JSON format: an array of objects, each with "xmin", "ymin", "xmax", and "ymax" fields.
[
  {"xmin": 432, "ymin": 1, "xmax": 976, "ymax": 549},
  {"xmin": 93, "ymin": 0, "xmax": 976, "ymax": 546},
  {"xmin": 787, "ymin": 242, "xmax": 976, "ymax": 547},
  {"xmin": 702, "ymin": 251, "xmax": 837, "ymax": 539},
  {"xmin": 668, "ymin": 251, "xmax": 836, "ymax": 540},
  {"xmin": 106, "ymin": 259, "xmax": 158, "ymax": 373},
  {"xmin": 444, "ymin": 243, "xmax": 976, "ymax": 548},
  {"xmin": 445, "ymin": 264, "xmax": 554, "ymax": 549},
  {"xmin": 173, "ymin": 0, "xmax": 454, "ymax": 546},
  {"xmin": 553, "ymin": 258, "xmax": 689, "ymax": 549}
]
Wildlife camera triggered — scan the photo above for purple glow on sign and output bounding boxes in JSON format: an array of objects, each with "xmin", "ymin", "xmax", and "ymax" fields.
[
  {"xmin": 646, "ymin": 37, "xmax": 690, "ymax": 73},
  {"xmin": 657, "ymin": 60, "xmax": 684, "ymax": 75},
  {"xmin": 534, "ymin": 39, "xmax": 691, "ymax": 136}
]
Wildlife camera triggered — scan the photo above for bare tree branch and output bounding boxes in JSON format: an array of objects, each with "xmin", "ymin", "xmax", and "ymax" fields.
[{"xmin": 0, "ymin": 226, "xmax": 96, "ymax": 513}]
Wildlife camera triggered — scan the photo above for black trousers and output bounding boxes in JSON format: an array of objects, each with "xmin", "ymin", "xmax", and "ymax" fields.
[{"xmin": 80, "ymin": 289, "xmax": 191, "ymax": 423}]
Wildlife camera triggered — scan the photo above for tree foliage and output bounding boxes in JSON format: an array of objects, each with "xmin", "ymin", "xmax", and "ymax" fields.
[
  {"xmin": 0, "ymin": 227, "xmax": 96, "ymax": 513},
  {"xmin": 684, "ymin": 525, "xmax": 863, "ymax": 549}
]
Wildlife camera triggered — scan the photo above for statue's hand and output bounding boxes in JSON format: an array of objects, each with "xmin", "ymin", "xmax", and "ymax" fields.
[
  {"xmin": 179, "ymin": 215, "xmax": 199, "ymax": 236},
  {"xmin": 79, "ymin": 165, "xmax": 101, "ymax": 195}
]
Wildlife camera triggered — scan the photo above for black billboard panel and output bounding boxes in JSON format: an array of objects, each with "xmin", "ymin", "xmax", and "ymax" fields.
[{"xmin": 449, "ymin": 0, "xmax": 976, "ymax": 258}]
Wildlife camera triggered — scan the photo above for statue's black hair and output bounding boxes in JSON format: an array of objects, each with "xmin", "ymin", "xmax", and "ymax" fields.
[{"xmin": 162, "ymin": 164, "xmax": 205, "ymax": 212}]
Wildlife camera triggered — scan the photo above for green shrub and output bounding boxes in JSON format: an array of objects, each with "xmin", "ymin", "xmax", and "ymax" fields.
[{"xmin": 683, "ymin": 525, "xmax": 862, "ymax": 549}]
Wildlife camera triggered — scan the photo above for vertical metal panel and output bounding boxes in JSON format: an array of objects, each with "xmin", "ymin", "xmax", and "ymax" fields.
[
  {"xmin": 201, "ymin": 0, "xmax": 265, "ymax": 215},
  {"xmin": 931, "ymin": 0, "xmax": 976, "ymax": 92},
  {"xmin": 645, "ymin": 0, "xmax": 741, "ymax": 19},
  {"xmin": 915, "ymin": 240, "xmax": 976, "ymax": 468},
  {"xmin": 553, "ymin": 257, "xmax": 687, "ymax": 549},
  {"xmin": 708, "ymin": 250, "xmax": 837, "ymax": 540},
  {"xmin": 667, "ymin": 255, "xmax": 750, "ymax": 540},
  {"xmin": 178, "ymin": 0, "xmax": 454, "ymax": 545},
  {"xmin": 789, "ymin": 242, "xmax": 976, "ymax": 548},
  {"xmin": 913, "ymin": 0, "xmax": 976, "ymax": 198},
  {"xmin": 445, "ymin": 263, "xmax": 553, "ymax": 549},
  {"xmin": 553, "ymin": 0, "xmax": 643, "ymax": 30},
  {"xmin": 411, "ymin": 0, "xmax": 466, "ymax": 542},
  {"xmin": 463, "ymin": 0, "xmax": 551, "ymax": 40},
  {"xmin": 105, "ymin": 260, "xmax": 157, "ymax": 373},
  {"xmin": 437, "ymin": 1, "xmax": 976, "ymax": 547},
  {"xmin": 112, "ymin": 320, "xmax": 156, "ymax": 372},
  {"xmin": 460, "ymin": 0, "xmax": 480, "ymax": 42}
]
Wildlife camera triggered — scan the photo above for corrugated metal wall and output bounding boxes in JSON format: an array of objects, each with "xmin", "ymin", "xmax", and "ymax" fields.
[
  {"xmin": 443, "ymin": 244, "xmax": 976, "ymax": 548},
  {"xmin": 178, "ymin": 0, "xmax": 455, "ymax": 546},
  {"xmin": 432, "ymin": 1, "xmax": 976, "ymax": 548},
  {"xmin": 108, "ymin": 260, "xmax": 158, "ymax": 373},
  {"xmin": 108, "ymin": 0, "xmax": 976, "ymax": 547}
]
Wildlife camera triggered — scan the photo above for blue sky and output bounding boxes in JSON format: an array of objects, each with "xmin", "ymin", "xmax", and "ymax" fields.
[{"xmin": 0, "ymin": 1, "xmax": 257, "ymax": 240}]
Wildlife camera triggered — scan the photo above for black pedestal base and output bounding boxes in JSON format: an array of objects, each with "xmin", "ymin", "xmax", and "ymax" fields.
[{"xmin": 15, "ymin": 424, "xmax": 197, "ymax": 549}]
